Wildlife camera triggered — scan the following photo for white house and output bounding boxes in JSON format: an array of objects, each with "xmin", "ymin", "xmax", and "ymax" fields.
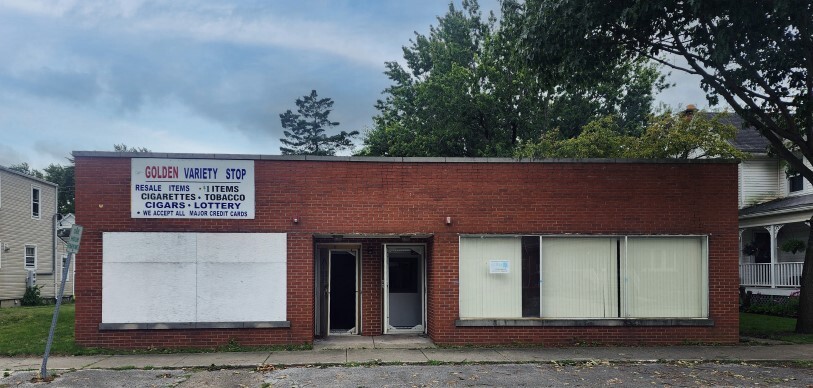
[
  {"xmin": 734, "ymin": 124, "xmax": 809, "ymax": 296},
  {"xmin": 0, "ymin": 166, "xmax": 74, "ymax": 306}
]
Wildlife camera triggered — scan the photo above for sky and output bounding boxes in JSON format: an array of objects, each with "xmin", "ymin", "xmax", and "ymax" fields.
[{"xmin": 0, "ymin": 0, "xmax": 712, "ymax": 170}]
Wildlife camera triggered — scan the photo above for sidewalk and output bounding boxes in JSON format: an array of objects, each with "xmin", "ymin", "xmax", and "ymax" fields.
[{"xmin": 2, "ymin": 343, "xmax": 812, "ymax": 372}]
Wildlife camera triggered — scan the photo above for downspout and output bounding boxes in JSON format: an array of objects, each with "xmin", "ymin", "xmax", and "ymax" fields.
[
  {"xmin": 52, "ymin": 185, "xmax": 59, "ymax": 300},
  {"xmin": 38, "ymin": 188, "xmax": 57, "ymax": 277}
]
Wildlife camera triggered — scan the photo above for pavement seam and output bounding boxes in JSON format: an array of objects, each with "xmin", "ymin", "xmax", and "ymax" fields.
[
  {"xmin": 81, "ymin": 355, "xmax": 114, "ymax": 369},
  {"xmin": 494, "ymin": 349, "xmax": 510, "ymax": 362}
]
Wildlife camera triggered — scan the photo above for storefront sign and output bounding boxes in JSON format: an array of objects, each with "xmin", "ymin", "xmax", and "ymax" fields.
[{"xmin": 131, "ymin": 158, "xmax": 255, "ymax": 219}]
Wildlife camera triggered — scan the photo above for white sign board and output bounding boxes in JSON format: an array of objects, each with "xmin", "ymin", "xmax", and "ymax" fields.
[
  {"xmin": 488, "ymin": 260, "xmax": 510, "ymax": 274},
  {"xmin": 66, "ymin": 225, "xmax": 83, "ymax": 253},
  {"xmin": 131, "ymin": 158, "xmax": 255, "ymax": 219}
]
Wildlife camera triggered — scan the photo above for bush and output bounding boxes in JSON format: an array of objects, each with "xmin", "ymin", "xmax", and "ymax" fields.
[
  {"xmin": 21, "ymin": 286, "xmax": 44, "ymax": 306},
  {"xmin": 743, "ymin": 294, "xmax": 799, "ymax": 318}
]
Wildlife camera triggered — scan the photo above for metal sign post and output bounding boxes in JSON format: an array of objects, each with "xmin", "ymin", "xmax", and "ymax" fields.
[{"xmin": 41, "ymin": 225, "xmax": 82, "ymax": 379}]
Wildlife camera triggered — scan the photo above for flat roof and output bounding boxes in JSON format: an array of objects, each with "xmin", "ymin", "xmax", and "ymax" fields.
[{"xmin": 72, "ymin": 151, "xmax": 739, "ymax": 164}]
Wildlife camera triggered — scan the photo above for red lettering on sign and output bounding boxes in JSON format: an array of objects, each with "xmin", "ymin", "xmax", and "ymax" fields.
[{"xmin": 145, "ymin": 166, "xmax": 178, "ymax": 179}]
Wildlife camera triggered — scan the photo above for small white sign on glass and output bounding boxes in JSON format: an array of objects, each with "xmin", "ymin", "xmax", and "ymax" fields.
[{"xmin": 488, "ymin": 260, "xmax": 510, "ymax": 274}]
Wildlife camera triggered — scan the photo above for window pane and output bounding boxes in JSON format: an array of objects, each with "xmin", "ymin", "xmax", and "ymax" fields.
[
  {"xmin": 624, "ymin": 237, "xmax": 707, "ymax": 318},
  {"xmin": 459, "ymin": 237, "xmax": 522, "ymax": 318},
  {"xmin": 32, "ymin": 188, "xmax": 40, "ymax": 217},
  {"xmin": 790, "ymin": 175, "xmax": 804, "ymax": 192},
  {"xmin": 26, "ymin": 247, "xmax": 35, "ymax": 256},
  {"xmin": 521, "ymin": 236, "xmax": 540, "ymax": 317},
  {"xmin": 540, "ymin": 238, "xmax": 618, "ymax": 318}
]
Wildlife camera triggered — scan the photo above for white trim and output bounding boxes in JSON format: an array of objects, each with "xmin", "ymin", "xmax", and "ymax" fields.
[
  {"xmin": 62, "ymin": 254, "xmax": 70, "ymax": 282},
  {"xmin": 24, "ymin": 244, "xmax": 37, "ymax": 270},
  {"xmin": 383, "ymin": 243, "xmax": 427, "ymax": 334},
  {"xmin": 31, "ymin": 185, "xmax": 41, "ymax": 219}
]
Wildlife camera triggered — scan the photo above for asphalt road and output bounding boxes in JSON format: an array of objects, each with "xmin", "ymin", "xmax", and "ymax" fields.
[{"xmin": 2, "ymin": 361, "xmax": 813, "ymax": 387}]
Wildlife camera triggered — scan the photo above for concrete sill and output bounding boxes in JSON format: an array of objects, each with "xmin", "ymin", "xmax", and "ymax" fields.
[
  {"xmin": 455, "ymin": 318, "xmax": 714, "ymax": 327},
  {"xmin": 99, "ymin": 321, "xmax": 291, "ymax": 330}
]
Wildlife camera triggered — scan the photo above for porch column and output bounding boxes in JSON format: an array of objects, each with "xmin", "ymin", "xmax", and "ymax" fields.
[
  {"xmin": 765, "ymin": 224, "xmax": 784, "ymax": 288},
  {"xmin": 738, "ymin": 229, "xmax": 745, "ymax": 265}
]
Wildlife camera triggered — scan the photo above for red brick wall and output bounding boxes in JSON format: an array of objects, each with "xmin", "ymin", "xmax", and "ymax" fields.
[{"xmin": 74, "ymin": 157, "xmax": 739, "ymax": 347}]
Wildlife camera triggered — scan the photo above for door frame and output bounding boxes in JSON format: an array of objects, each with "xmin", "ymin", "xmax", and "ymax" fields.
[
  {"xmin": 383, "ymin": 243, "xmax": 427, "ymax": 334},
  {"xmin": 326, "ymin": 247, "xmax": 361, "ymax": 335}
]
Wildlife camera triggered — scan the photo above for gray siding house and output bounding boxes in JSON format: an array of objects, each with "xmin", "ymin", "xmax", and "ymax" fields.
[{"xmin": 0, "ymin": 166, "xmax": 73, "ymax": 306}]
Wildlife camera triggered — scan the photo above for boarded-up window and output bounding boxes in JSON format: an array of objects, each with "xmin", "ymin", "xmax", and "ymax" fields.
[{"xmin": 102, "ymin": 232, "xmax": 287, "ymax": 324}]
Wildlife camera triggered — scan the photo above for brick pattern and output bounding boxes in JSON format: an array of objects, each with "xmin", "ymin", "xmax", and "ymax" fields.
[{"xmin": 75, "ymin": 158, "xmax": 739, "ymax": 348}]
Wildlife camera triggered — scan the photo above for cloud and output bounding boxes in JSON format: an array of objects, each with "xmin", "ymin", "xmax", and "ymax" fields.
[{"xmin": 0, "ymin": 144, "xmax": 27, "ymax": 167}]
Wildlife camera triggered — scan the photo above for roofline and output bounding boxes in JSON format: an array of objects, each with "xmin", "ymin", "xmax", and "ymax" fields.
[
  {"xmin": 739, "ymin": 204, "xmax": 813, "ymax": 220},
  {"xmin": 0, "ymin": 165, "xmax": 58, "ymax": 187},
  {"xmin": 72, "ymin": 151, "xmax": 740, "ymax": 164}
]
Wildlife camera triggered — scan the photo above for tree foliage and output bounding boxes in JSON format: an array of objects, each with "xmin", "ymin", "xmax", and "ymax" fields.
[
  {"xmin": 6, "ymin": 144, "xmax": 149, "ymax": 215},
  {"xmin": 8, "ymin": 162, "xmax": 44, "ymax": 179},
  {"xmin": 279, "ymin": 90, "xmax": 359, "ymax": 156},
  {"xmin": 113, "ymin": 143, "xmax": 151, "ymax": 153},
  {"xmin": 516, "ymin": 111, "xmax": 746, "ymax": 160},
  {"xmin": 521, "ymin": 0, "xmax": 813, "ymax": 332},
  {"xmin": 359, "ymin": 0, "xmax": 667, "ymax": 157},
  {"xmin": 43, "ymin": 164, "xmax": 75, "ymax": 214}
]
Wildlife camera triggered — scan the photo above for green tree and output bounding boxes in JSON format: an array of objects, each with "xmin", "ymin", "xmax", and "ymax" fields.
[
  {"xmin": 113, "ymin": 143, "xmax": 151, "ymax": 153},
  {"xmin": 43, "ymin": 164, "xmax": 75, "ymax": 214},
  {"xmin": 359, "ymin": 0, "xmax": 666, "ymax": 157},
  {"xmin": 279, "ymin": 90, "xmax": 358, "ymax": 156},
  {"xmin": 521, "ymin": 0, "xmax": 813, "ymax": 332},
  {"xmin": 7, "ymin": 162, "xmax": 44, "ymax": 179},
  {"xmin": 516, "ymin": 111, "xmax": 746, "ymax": 160}
]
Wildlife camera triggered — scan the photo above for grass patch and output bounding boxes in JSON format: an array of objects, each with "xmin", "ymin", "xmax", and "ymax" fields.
[
  {"xmin": 740, "ymin": 312, "xmax": 813, "ymax": 344},
  {"xmin": 0, "ymin": 304, "xmax": 88, "ymax": 356},
  {"xmin": 0, "ymin": 305, "xmax": 311, "ymax": 356}
]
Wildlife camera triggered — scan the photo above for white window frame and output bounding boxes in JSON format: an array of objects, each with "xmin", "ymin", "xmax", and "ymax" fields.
[
  {"xmin": 24, "ymin": 245, "xmax": 37, "ymax": 270},
  {"xmin": 31, "ymin": 185, "xmax": 41, "ymax": 219}
]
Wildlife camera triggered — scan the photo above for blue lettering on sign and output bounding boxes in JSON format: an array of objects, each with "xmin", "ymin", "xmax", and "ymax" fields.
[
  {"xmin": 183, "ymin": 168, "xmax": 218, "ymax": 180},
  {"xmin": 226, "ymin": 168, "xmax": 247, "ymax": 180}
]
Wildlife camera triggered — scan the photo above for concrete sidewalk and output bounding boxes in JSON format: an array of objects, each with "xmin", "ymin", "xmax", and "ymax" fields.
[{"xmin": 2, "ymin": 343, "xmax": 812, "ymax": 372}]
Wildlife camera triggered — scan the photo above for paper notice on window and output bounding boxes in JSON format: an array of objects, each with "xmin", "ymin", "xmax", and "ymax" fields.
[{"xmin": 489, "ymin": 260, "xmax": 510, "ymax": 274}]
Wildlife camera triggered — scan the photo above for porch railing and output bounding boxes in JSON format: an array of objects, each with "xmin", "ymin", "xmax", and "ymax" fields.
[{"xmin": 739, "ymin": 262, "xmax": 803, "ymax": 287}]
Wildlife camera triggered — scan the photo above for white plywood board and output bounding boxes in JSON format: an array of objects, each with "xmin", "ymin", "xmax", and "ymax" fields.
[
  {"xmin": 102, "ymin": 262, "xmax": 197, "ymax": 323},
  {"xmin": 103, "ymin": 232, "xmax": 197, "ymax": 263},
  {"xmin": 196, "ymin": 233, "xmax": 286, "ymax": 263},
  {"xmin": 102, "ymin": 232, "xmax": 287, "ymax": 324},
  {"xmin": 196, "ymin": 262, "xmax": 287, "ymax": 322}
]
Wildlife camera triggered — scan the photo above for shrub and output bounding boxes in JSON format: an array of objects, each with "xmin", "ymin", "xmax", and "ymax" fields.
[
  {"xmin": 21, "ymin": 286, "xmax": 44, "ymax": 306},
  {"xmin": 743, "ymin": 294, "xmax": 799, "ymax": 318}
]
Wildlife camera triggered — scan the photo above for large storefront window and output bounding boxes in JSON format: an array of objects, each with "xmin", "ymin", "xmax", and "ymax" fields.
[{"xmin": 459, "ymin": 235, "xmax": 708, "ymax": 319}]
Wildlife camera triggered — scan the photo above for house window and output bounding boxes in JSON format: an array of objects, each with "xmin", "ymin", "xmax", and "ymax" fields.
[
  {"xmin": 62, "ymin": 255, "xmax": 70, "ymax": 281},
  {"xmin": 31, "ymin": 186, "xmax": 41, "ymax": 219},
  {"xmin": 789, "ymin": 174, "xmax": 804, "ymax": 192},
  {"xmin": 25, "ymin": 245, "xmax": 36, "ymax": 270},
  {"xmin": 459, "ymin": 235, "xmax": 708, "ymax": 319}
]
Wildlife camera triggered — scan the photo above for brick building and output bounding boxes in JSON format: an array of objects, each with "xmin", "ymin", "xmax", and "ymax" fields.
[{"xmin": 73, "ymin": 152, "xmax": 739, "ymax": 348}]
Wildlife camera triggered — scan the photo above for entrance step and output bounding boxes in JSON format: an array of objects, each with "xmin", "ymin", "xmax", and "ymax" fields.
[{"xmin": 314, "ymin": 334, "xmax": 436, "ymax": 350}]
